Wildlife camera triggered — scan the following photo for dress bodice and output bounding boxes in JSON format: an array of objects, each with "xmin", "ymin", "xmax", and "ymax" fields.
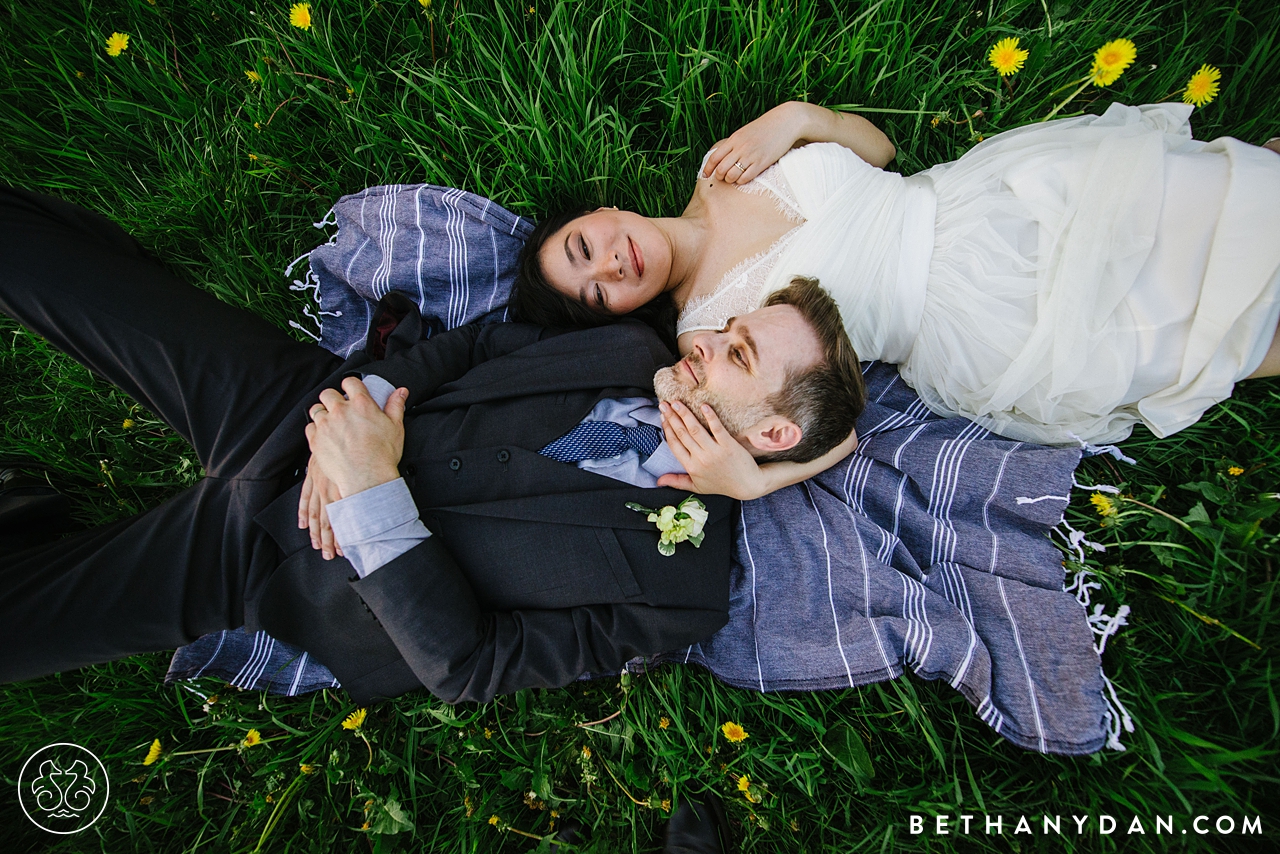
[{"xmin": 677, "ymin": 143, "xmax": 936, "ymax": 365}]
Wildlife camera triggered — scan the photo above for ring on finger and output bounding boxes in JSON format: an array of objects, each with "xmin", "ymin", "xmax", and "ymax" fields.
[
  {"xmin": 310, "ymin": 403, "xmax": 326, "ymax": 419},
  {"xmin": 733, "ymin": 160, "xmax": 746, "ymax": 172}
]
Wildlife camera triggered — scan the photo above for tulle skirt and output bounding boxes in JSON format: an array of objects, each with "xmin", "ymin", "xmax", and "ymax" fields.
[{"xmin": 900, "ymin": 102, "xmax": 1280, "ymax": 445}]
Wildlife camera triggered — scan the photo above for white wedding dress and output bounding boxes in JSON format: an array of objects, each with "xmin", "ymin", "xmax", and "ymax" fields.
[{"xmin": 678, "ymin": 102, "xmax": 1280, "ymax": 445}]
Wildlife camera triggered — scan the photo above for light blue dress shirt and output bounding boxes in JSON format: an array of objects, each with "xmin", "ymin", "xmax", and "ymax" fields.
[{"xmin": 325, "ymin": 377, "xmax": 684, "ymax": 578}]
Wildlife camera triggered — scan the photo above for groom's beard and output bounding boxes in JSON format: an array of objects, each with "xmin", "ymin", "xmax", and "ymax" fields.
[{"xmin": 652, "ymin": 352, "xmax": 769, "ymax": 438}]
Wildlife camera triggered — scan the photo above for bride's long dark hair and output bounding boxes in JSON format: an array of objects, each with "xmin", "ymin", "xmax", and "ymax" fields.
[{"xmin": 509, "ymin": 206, "xmax": 679, "ymax": 353}]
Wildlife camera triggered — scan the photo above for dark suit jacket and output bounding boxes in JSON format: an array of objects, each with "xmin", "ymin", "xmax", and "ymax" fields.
[{"xmin": 244, "ymin": 321, "xmax": 733, "ymax": 705}]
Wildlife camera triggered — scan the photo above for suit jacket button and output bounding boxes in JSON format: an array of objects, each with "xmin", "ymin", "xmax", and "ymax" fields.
[
  {"xmin": 449, "ymin": 458, "xmax": 462, "ymax": 471},
  {"xmin": 497, "ymin": 450, "xmax": 510, "ymax": 463}
]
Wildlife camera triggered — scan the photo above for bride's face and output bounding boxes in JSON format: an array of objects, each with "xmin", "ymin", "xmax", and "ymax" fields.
[{"xmin": 538, "ymin": 208, "xmax": 671, "ymax": 314}]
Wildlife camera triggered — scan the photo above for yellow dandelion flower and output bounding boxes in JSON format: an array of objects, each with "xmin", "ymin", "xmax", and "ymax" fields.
[
  {"xmin": 241, "ymin": 728, "xmax": 262, "ymax": 748},
  {"xmin": 581, "ymin": 746, "xmax": 592, "ymax": 759},
  {"xmin": 419, "ymin": 0, "xmax": 431, "ymax": 8},
  {"xmin": 342, "ymin": 708, "xmax": 367, "ymax": 730},
  {"xmin": 289, "ymin": 2, "xmax": 312, "ymax": 30},
  {"xmin": 1183, "ymin": 64, "xmax": 1221, "ymax": 108},
  {"xmin": 122, "ymin": 418, "xmax": 135, "ymax": 429},
  {"xmin": 661, "ymin": 798, "xmax": 671, "ymax": 810},
  {"xmin": 988, "ymin": 37, "xmax": 1029, "ymax": 77},
  {"xmin": 253, "ymin": 122, "xmax": 261, "ymax": 129},
  {"xmin": 143, "ymin": 739, "xmax": 162, "ymax": 766},
  {"xmin": 245, "ymin": 70, "xmax": 262, "ymax": 83},
  {"xmin": 488, "ymin": 814, "xmax": 501, "ymax": 826},
  {"xmin": 76, "ymin": 70, "xmax": 86, "ymax": 78},
  {"xmin": 265, "ymin": 794, "xmax": 275, "ymax": 803},
  {"xmin": 658, "ymin": 716, "xmax": 670, "ymax": 730},
  {"xmin": 105, "ymin": 33, "xmax": 130, "ymax": 57},
  {"xmin": 737, "ymin": 774, "xmax": 751, "ymax": 793},
  {"xmin": 1090, "ymin": 492, "xmax": 1118, "ymax": 517},
  {"xmin": 360, "ymin": 821, "xmax": 370, "ymax": 830},
  {"xmin": 1089, "ymin": 38, "xmax": 1137, "ymax": 87},
  {"xmin": 483, "ymin": 727, "xmax": 493, "ymax": 739},
  {"xmin": 299, "ymin": 763, "xmax": 317, "ymax": 774},
  {"xmin": 1227, "ymin": 465, "xmax": 1244, "ymax": 476},
  {"xmin": 720, "ymin": 721, "xmax": 748, "ymax": 743},
  {"xmin": 248, "ymin": 153, "xmax": 259, "ymax": 161}
]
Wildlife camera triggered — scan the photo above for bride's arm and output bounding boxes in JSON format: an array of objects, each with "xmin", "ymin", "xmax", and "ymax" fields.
[
  {"xmin": 655, "ymin": 400, "xmax": 858, "ymax": 501},
  {"xmin": 702, "ymin": 101, "xmax": 896, "ymax": 185}
]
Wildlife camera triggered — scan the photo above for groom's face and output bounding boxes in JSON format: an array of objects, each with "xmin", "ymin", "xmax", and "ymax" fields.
[{"xmin": 652, "ymin": 304, "xmax": 822, "ymax": 438}]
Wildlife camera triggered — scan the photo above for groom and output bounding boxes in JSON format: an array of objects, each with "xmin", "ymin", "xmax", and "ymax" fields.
[{"xmin": 0, "ymin": 187, "xmax": 862, "ymax": 705}]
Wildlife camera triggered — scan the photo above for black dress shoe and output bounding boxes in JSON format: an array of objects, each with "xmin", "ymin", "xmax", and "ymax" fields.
[
  {"xmin": 664, "ymin": 792, "xmax": 733, "ymax": 854},
  {"xmin": 0, "ymin": 464, "xmax": 72, "ymax": 551}
]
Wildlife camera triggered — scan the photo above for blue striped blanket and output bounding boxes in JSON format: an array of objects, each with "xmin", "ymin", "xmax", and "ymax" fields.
[{"xmin": 167, "ymin": 184, "xmax": 1130, "ymax": 755}]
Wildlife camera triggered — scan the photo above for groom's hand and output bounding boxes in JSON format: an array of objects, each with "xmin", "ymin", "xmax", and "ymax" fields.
[{"xmin": 305, "ymin": 377, "xmax": 408, "ymax": 499}]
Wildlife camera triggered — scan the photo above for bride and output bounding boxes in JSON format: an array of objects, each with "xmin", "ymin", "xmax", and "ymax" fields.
[{"xmin": 511, "ymin": 100, "xmax": 1280, "ymax": 462}]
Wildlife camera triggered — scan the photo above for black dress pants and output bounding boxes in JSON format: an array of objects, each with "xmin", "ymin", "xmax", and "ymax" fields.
[{"xmin": 0, "ymin": 187, "xmax": 344, "ymax": 683}]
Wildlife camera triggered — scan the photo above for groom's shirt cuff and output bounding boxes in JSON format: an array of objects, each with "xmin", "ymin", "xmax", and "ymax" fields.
[
  {"xmin": 326, "ymin": 477, "xmax": 431, "ymax": 578},
  {"xmin": 360, "ymin": 374, "xmax": 397, "ymax": 409}
]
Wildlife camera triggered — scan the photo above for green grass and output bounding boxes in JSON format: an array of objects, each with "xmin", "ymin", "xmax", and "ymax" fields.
[{"xmin": 2, "ymin": 0, "xmax": 1279, "ymax": 851}]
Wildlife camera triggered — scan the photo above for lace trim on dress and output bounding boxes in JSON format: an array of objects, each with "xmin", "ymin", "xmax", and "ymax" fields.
[
  {"xmin": 677, "ymin": 227, "xmax": 803, "ymax": 335},
  {"xmin": 736, "ymin": 163, "xmax": 804, "ymax": 223},
  {"xmin": 677, "ymin": 163, "xmax": 808, "ymax": 336}
]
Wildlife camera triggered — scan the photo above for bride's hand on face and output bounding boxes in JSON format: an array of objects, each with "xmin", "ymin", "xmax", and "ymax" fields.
[
  {"xmin": 656, "ymin": 400, "xmax": 769, "ymax": 501},
  {"xmin": 657, "ymin": 397, "xmax": 861, "ymax": 500},
  {"xmin": 701, "ymin": 102, "xmax": 805, "ymax": 186}
]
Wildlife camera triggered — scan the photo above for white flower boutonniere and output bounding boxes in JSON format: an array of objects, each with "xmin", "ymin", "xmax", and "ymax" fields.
[{"xmin": 625, "ymin": 495, "xmax": 709, "ymax": 556}]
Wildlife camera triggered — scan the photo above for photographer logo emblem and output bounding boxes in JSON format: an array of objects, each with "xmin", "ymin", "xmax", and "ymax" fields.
[{"xmin": 18, "ymin": 742, "xmax": 110, "ymax": 834}]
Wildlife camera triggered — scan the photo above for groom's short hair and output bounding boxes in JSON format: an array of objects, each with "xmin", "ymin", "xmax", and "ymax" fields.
[{"xmin": 759, "ymin": 277, "xmax": 866, "ymax": 464}]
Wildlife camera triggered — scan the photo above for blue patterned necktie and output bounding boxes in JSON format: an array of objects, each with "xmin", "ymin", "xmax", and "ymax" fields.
[{"xmin": 540, "ymin": 419, "xmax": 663, "ymax": 463}]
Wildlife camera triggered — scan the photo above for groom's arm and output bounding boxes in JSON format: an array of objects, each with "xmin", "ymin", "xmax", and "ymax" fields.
[
  {"xmin": 300, "ymin": 321, "xmax": 555, "ymax": 560},
  {"xmin": 349, "ymin": 535, "xmax": 729, "ymax": 704}
]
